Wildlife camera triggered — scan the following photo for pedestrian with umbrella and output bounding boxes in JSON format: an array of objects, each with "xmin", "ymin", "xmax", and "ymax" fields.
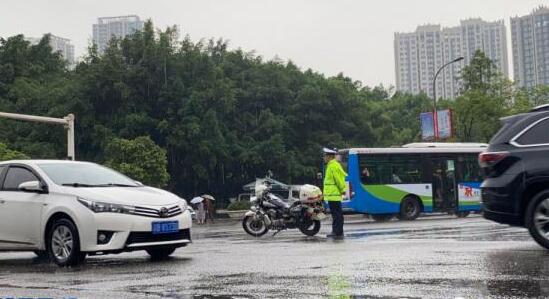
[
  {"xmin": 191, "ymin": 196, "xmax": 206, "ymax": 225},
  {"xmin": 202, "ymin": 194, "xmax": 216, "ymax": 224}
]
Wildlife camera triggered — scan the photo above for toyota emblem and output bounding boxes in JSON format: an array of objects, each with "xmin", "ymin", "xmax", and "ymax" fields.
[{"xmin": 159, "ymin": 207, "xmax": 169, "ymax": 218}]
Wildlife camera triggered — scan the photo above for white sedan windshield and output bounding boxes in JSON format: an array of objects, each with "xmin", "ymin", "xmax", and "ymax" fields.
[{"xmin": 38, "ymin": 163, "xmax": 139, "ymax": 187}]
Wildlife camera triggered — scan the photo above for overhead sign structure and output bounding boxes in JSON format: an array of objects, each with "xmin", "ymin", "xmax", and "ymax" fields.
[
  {"xmin": 420, "ymin": 109, "xmax": 453, "ymax": 141},
  {"xmin": 0, "ymin": 112, "xmax": 75, "ymax": 160}
]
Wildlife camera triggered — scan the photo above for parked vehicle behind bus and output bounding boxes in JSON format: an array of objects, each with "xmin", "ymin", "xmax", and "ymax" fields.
[{"xmin": 338, "ymin": 143, "xmax": 486, "ymax": 221}]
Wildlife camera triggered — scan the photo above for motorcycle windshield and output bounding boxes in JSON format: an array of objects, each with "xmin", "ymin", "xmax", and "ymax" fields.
[{"xmin": 254, "ymin": 178, "xmax": 269, "ymax": 198}]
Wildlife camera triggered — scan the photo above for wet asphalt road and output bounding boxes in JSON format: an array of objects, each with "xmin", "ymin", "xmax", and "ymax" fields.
[{"xmin": 1, "ymin": 215, "xmax": 549, "ymax": 299}]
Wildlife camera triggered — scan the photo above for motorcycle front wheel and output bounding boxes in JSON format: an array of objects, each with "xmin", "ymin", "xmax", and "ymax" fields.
[
  {"xmin": 299, "ymin": 220, "xmax": 321, "ymax": 237},
  {"xmin": 242, "ymin": 215, "xmax": 269, "ymax": 237}
]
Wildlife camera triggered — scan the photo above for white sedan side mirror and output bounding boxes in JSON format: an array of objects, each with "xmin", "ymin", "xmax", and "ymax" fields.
[{"xmin": 18, "ymin": 181, "xmax": 47, "ymax": 193}]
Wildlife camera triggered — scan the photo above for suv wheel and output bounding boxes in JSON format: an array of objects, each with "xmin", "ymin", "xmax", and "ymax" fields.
[
  {"xmin": 47, "ymin": 218, "xmax": 85, "ymax": 267},
  {"xmin": 526, "ymin": 190, "xmax": 549, "ymax": 249}
]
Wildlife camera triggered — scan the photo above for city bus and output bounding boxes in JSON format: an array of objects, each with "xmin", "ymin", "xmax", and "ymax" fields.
[{"xmin": 338, "ymin": 143, "xmax": 487, "ymax": 221}]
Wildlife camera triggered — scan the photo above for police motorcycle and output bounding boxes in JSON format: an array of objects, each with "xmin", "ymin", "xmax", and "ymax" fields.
[{"xmin": 242, "ymin": 179, "xmax": 326, "ymax": 237}]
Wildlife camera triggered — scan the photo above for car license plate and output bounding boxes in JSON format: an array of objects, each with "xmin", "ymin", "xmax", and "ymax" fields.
[{"xmin": 151, "ymin": 221, "xmax": 179, "ymax": 235}]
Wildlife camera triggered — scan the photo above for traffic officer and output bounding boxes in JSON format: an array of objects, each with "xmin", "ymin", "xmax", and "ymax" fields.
[{"xmin": 322, "ymin": 147, "xmax": 347, "ymax": 239}]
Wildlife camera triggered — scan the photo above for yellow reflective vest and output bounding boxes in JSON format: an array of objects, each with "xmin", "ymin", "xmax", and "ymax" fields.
[{"xmin": 323, "ymin": 159, "xmax": 348, "ymax": 202}]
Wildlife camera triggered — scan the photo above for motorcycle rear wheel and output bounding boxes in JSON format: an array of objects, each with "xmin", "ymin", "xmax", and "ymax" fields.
[
  {"xmin": 299, "ymin": 220, "xmax": 321, "ymax": 237},
  {"xmin": 242, "ymin": 215, "xmax": 269, "ymax": 237}
]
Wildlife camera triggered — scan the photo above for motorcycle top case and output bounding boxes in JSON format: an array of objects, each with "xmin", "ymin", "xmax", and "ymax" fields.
[{"xmin": 299, "ymin": 184, "xmax": 323, "ymax": 203}]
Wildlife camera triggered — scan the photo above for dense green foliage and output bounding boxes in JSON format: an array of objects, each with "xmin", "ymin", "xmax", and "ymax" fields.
[
  {"xmin": 0, "ymin": 142, "xmax": 28, "ymax": 161},
  {"xmin": 0, "ymin": 23, "xmax": 546, "ymax": 202},
  {"xmin": 105, "ymin": 136, "xmax": 170, "ymax": 188}
]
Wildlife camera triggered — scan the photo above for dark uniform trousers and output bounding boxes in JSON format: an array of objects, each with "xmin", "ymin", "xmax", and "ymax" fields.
[{"xmin": 328, "ymin": 201, "xmax": 344, "ymax": 236}]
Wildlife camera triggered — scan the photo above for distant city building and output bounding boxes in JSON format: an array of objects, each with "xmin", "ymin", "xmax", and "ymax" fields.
[
  {"xmin": 92, "ymin": 15, "xmax": 144, "ymax": 54},
  {"xmin": 394, "ymin": 18, "xmax": 508, "ymax": 99},
  {"xmin": 26, "ymin": 34, "xmax": 75, "ymax": 67},
  {"xmin": 511, "ymin": 6, "xmax": 549, "ymax": 88}
]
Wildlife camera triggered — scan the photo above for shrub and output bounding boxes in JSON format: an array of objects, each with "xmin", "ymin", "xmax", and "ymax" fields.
[
  {"xmin": 104, "ymin": 136, "xmax": 169, "ymax": 188},
  {"xmin": 227, "ymin": 200, "xmax": 252, "ymax": 211},
  {"xmin": 0, "ymin": 143, "xmax": 28, "ymax": 161}
]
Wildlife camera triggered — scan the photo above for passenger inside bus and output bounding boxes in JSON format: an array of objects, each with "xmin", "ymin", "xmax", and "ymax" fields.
[
  {"xmin": 361, "ymin": 167, "xmax": 371, "ymax": 182},
  {"xmin": 433, "ymin": 168, "xmax": 444, "ymax": 203},
  {"xmin": 391, "ymin": 171, "xmax": 402, "ymax": 184}
]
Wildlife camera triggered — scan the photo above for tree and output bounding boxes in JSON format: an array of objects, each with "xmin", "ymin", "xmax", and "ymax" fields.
[
  {"xmin": 104, "ymin": 136, "xmax": 170, "ymax": 188},
  {"xmin": 0, "ymin": 142, "xmax": 28, "ymax": 161},
  {"xmin": 525, "ymin": 85, "xmax": 549, "ymax": 107},
  {"xmin": 453, "ymin": 90, "xmax": 506, "ymax": 142},
  {"xmin": 453, "ymin": 50, "xmax": 518, "ymax": 142},
  {"xmin": 460, "ymin": 50, "xmax": 504, "ymax": 94}
]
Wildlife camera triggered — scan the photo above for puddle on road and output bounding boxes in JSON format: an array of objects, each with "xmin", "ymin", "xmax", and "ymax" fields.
[
  {"xmin": 338, "ymin": 224, "xmax": 530, "ymax": 242},
  {"xmin": 0, "ymin": 255, "xmax": 193, "ymax": 277},
  {"xmin": 191, "ymin": 296, "xmax": 253, "ymax": 299}
]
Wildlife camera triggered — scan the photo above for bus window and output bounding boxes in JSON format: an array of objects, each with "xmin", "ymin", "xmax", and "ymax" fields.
[
  {"xmin": 337, "ymin": 152, "xmax": 349, "ymax": 173},
  {"xmin": 458, "ymin": 154, "xmax": 482, "ymax": 182},
  {"xmin": 390, "ymin": 155, "xmax": 422, "ymax": 184},
  {"xmin": 359, "ymin": 154, "xmax": 388, "ymax": 185},
  {"xmin": 359, "ymin": 154, "xmax": 422, "ymax": 185},
  {"xmin": 463, "ymin": 155, "xmax": 482, "ymax": 182}
]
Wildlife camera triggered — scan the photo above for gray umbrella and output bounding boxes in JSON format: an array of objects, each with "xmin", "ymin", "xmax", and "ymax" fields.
[
  {"xmin": 190, "ymin": 197, "xmax": 204, "ymax": 204},
  {"xmin": 201, "ymin": 194, "xmax": 215, "ymax": 201}
]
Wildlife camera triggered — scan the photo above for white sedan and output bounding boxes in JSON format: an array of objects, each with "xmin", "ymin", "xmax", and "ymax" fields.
[{"xmin": 0, "ymin": 160, "xmax": 192, "ymax": 266}]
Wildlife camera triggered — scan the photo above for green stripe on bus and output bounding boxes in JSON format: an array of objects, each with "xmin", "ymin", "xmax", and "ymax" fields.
[
  {"xmin": 459, "ymin": 201, "xmax": 480, "ymax": 206},
  {"xmin": 363, "ymin": 185, "xmax": 433, "ymax": 207}
]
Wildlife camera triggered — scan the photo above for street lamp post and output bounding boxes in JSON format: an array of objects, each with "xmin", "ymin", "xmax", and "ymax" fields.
[{"xmin": 432, "ymin": 56, "xmax": 464, "ymax": 141}]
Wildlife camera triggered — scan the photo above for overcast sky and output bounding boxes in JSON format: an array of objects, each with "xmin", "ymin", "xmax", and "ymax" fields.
[{"xmin": 0, "ymin": 0, "xmax": 545, "ymax": 87}]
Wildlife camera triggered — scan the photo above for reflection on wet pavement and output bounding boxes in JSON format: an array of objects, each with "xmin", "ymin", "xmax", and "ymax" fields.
[{"xmin": 0, "ymin": 216, "xmax": 548, "ymax": 298}]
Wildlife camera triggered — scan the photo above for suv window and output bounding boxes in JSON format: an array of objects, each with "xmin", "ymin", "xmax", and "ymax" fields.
[
  {"xmin": 2, "ymin": 167, "xmax": 39, "ymax": 191},
  {"xmin": 516, "ymin": 118, "xmax": 549, "ymax": 145}
]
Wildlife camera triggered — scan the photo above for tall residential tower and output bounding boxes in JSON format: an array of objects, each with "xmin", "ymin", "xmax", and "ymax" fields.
[
  {"xmin": 92, "ymin": 15, "xmax": 144, "ymax": 54},
  {"xmin": 511, "ymin": 6, "xmax": 549, "ymax": 88},
  {"xmin": 394, "ymin": 18, "xmax": 508, "ymax": 99},
  {"xmin": 26, "ymin": 34, "xmax": 75, "ymax": 67}
]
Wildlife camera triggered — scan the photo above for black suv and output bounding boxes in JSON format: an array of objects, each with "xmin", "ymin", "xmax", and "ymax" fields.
[{"xmin": 481, "ymin": 104, "xmax": 549, "ymax": 249}]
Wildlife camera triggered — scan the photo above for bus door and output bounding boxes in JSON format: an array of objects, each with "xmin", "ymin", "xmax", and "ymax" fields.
[{"xmin": 431, "ymin": 158, "xmax": 458, "ymax": 212}]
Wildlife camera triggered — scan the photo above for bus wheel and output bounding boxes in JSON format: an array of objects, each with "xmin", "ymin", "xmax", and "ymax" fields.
[
  {"xmin": 456, "ymin": 211, "xmax": 470, "ymax": 218},
  {"xmin": 399, "ymin": 196, "xmax": 421, "ymax": 221},
  {"xmin": 370, "ymin": 214, "xmax": 393, "ymax": 222}
]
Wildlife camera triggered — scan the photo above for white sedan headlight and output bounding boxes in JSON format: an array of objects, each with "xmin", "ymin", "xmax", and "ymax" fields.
[
  {"xmin": 178, "ymin": 198, "xmax": 188, "ymax": 211},
  {"xmin": 78, "ymin": 198, "xmax": 136, "ymax": 214}
]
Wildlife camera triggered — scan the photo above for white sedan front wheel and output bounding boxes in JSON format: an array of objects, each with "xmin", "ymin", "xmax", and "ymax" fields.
[{"xmin": 47, "ymin": 218, "xmax": 86, "ymax": 267}]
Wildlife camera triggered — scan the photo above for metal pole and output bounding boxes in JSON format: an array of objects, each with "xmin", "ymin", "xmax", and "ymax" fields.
[
  {"xmin": 65, "ymin": 114, "xmax": 75, "ymax": 160},
  {"xmin": 0, "ymin": 112, "xmax": 68, "ymax": 125},
  {"xmin": 0, "ymin": 112, "xmax": 76, "ymax": 160},
  {"xmin": 432, "ymin": 57, "xmax": 464, "ymax": 142}
]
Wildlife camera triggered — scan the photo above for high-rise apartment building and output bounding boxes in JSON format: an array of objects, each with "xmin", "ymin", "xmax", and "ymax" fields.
[
  {"xmin": 394, "ymin": 18, "xmax": 508, "ymax": 99},
  {"xmin": 92, "ymin": 15, "xmax": 144, "ymax": 54},
  {"xmin": 511, "ymin": 6, "xmax": 549, "ymax": 88},
  {"xmin": 26, "ymin": 34, "xmax": 75, "ymax": 67}
]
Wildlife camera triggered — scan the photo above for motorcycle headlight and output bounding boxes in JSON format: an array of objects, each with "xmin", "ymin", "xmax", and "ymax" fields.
[{"xmin": 78, "ymin": 198, "xmax": 135, "ymax": 214}]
